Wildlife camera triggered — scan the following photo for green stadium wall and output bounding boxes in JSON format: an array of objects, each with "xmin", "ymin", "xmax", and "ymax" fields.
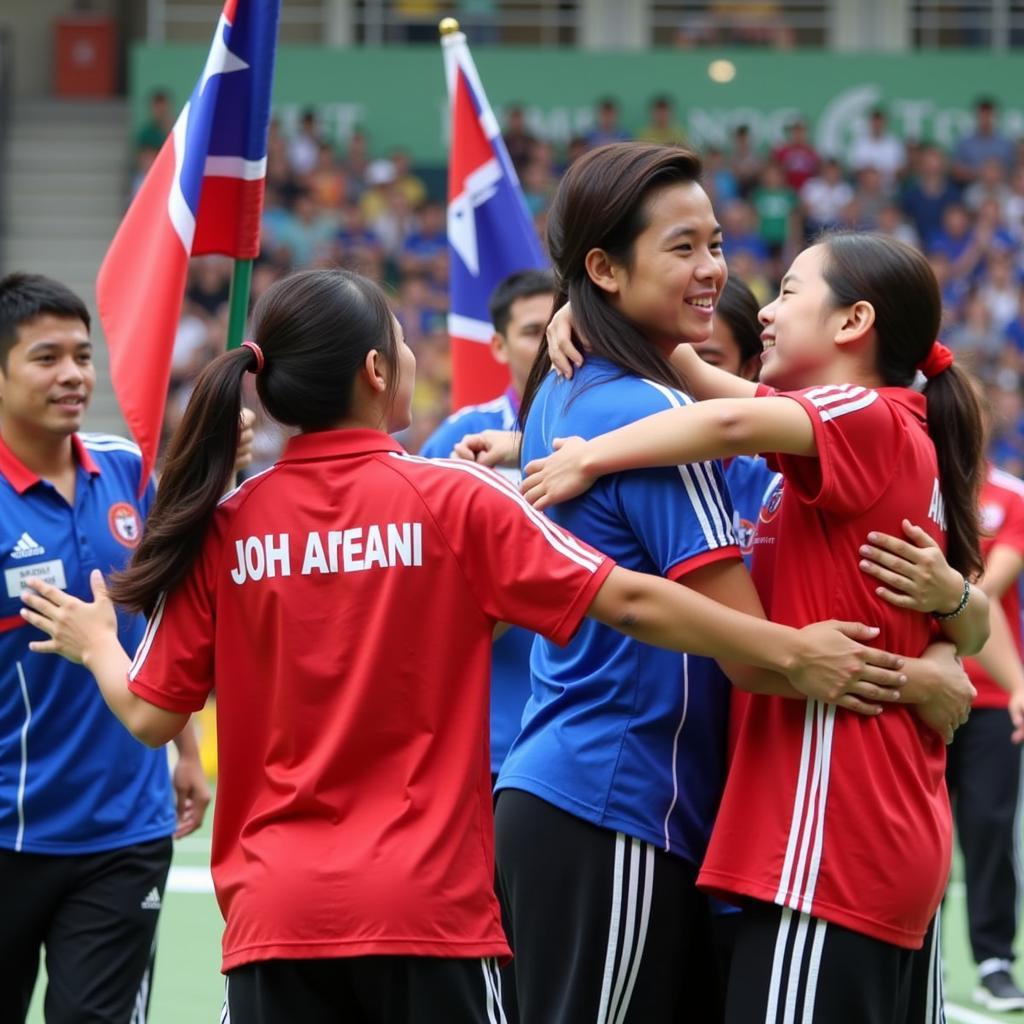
[{"xmin": 130, "ymin": 46, "xmax": 1024, "ymax": 165}]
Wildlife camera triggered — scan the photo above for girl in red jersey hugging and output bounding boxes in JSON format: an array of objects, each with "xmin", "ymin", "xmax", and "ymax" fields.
[
  {"xmin": 524, "ymin": 232, "xmax": 989, "ymax": 1024},
  {"xmin": 17, "ymin": 267, "xmax": 915, "ymax": 1024}
]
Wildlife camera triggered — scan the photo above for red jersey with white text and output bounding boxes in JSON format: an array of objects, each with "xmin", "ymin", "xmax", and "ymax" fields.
[
  {"xmin": 965, "ymin": 466, "xmax": 1024, "ymax": 708},
  {"xmin": 698, "ymin": 385, "xmax": 952, "ymax": 949},
  {"xmin": 128, "ymin": 429, "xmax": 613, "ymax": 971}
]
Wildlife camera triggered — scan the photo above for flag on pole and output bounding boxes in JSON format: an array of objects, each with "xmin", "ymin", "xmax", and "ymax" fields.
[
  {"xmin": 97, "ymin": 0, "xmax": 280, "ymax": 492},
  {"xmin": 441, "ymin": 24, "xmax": 547, "ymax": 411}
]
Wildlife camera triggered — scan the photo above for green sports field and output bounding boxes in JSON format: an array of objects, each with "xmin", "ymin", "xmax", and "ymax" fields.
[{"xmin": 25, "ymin": 809, "xmax": 1024, "ymax": 1023}]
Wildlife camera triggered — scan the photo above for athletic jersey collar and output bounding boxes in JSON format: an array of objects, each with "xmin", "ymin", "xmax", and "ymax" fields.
[
  {"xmin": 0, "ymin": 433, "xmax": 100, "ymax": 494},
  {"xmin": 280, "ymin": 428, "xmax": 404, "ymax": 463}
]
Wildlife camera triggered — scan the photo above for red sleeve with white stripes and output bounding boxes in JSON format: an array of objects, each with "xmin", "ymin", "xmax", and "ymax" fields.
[
  {"xmin": 422, "ymin": 458, "xmax": 615, "ymax": 646},
  {"xmin": 769, "ymin": 385, "xmax": 903, "ymax": 518},
  {"xmin": 126, "ymin": 538, "xmax": 217, "ymax": 715}
]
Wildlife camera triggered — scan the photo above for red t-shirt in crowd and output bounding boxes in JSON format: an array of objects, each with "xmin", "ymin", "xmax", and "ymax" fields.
[
  {"xmin": 965, "ymin": 466, "xmax": 1024, "ymax": 708},
  {"xmin": 771, "ymin": 142, "xmax": 821, "ymax": 190},
  {"xmin": 128, "ymin": 429, "xmax": 614, "ymax": 972},
  {"xmin": 699, "ymin": 385, "xmax": 951, "ymax": 949}
]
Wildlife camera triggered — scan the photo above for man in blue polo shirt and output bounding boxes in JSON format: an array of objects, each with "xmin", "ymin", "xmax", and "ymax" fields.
[
  {"xmin": 419, "ymin": 269, "xmax": 554, "ymax": 782},
  {"xmin": 0, "ymin": 273, "xmax": 210, "ymax": 1023}
]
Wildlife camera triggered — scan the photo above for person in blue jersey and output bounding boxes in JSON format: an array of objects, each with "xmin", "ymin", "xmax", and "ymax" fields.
[
  {"xmin": 452, "ymin": 276, "xmax": 779, "ymax": 569},
  {"xmin": 490, "ymin": 143, "xmax": 894, "ymax": 1023},
  {"xmin": 419, "ymin": 269, "xmax": 555, "ymax": 783},
  {"xmin": 449, "ymin": 270, "xmax": 778, "ymax": 1014},
  {"xmin": 0, "ymin": 274, "xmax": 212, "ymax": 1024},
  {"xmin": 702, "ymin": 277, "xmax": 782, "ymax": 567}
]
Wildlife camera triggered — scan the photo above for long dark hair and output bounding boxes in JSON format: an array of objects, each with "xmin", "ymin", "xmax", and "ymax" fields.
[
  {"xmin": 818, "ymin": 232, "xmax": 984, "ymax": 578},
  {"xmin": 519, "ymin": 143, "xmax": 705, "ymax": 429},
  {"xmin": 715, "ymin": 276, "xmax": 763, "ymax": 370},
  {"xmin": 111, "ymin": 269, "xmax": 399, "ymax": 615}
]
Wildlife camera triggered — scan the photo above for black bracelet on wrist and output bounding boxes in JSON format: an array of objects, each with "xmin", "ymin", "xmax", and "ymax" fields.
[{"xmin": 934, "ymin": 578, "xmax": 971, "ymax": 621}]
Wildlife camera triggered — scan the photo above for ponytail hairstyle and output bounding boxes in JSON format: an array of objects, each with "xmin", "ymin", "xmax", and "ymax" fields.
[
  {"xmin": 519, "ymin": 142, "xmax": 705, "ymax": 429},
  {"xmin": 818, "ymin": 232, "xmax": 984, "ymax": 578},
  {"xmin": 110, "ymin": 269, "xmax": 399, "ymax": 615}
]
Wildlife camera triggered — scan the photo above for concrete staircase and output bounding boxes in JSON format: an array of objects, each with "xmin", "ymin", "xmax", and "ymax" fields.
[{"xmin": 2, "ymin": 97, "xmax": 130, "ymax": 435}]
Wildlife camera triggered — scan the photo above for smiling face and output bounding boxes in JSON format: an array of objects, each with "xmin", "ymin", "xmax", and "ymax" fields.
[
  {"xmin": 757, "ymin": 245, "xmax": 852, "ymax": 390},
  {"xmin": 603, "ymin": 181, "xmax": 727, "ymax": 353},
  {"xmin": 0, "ymin": 315, "xmax": 94, "ymax": 440}
]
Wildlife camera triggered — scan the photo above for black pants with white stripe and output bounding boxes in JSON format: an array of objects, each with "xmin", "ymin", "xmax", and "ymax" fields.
[
  {"xmin": 0, "ymin": 836, "xmax": 171, "ymax": 1024},
  {"xmin": 724, "ymin": 900, "xmax": 945, "ymax": 1024},
  {"xmin": 224, "ymin": 956, "xmax": 507, "ymax": 1024},
  {"xmin": 495, "ymin": 789, "xmax": 722, "ymax": 1024},
  {"xmin": 947, "ymin": 706, "xmax": 1023, "ymax": 970}
]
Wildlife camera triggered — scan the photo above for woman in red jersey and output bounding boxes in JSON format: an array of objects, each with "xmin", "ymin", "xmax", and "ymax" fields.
[
  {"xmin": 521, "ymin": 232, "xmax": 989, "ymax": 1024},
  {"xmin": 16, "ymin": 268, "xmax": 911, "ymax": 1024}
]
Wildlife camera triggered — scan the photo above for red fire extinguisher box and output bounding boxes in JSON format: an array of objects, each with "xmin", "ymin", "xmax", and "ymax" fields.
[{"xmin": 54, "ymin": 16, "xmax": 117, "ymax": 97}]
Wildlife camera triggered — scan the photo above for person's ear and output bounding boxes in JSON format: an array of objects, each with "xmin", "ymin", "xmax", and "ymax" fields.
[
  {"xmin": 584, "ymin": 248, "xmax": 621, "ymax": 296},
  {"xmin": 362, "ymin": 349, "xmax": 389, "ymax": 393},
  {"xmin": 834, "ymin": 300, "xmax": 876, "ymax": 347},
  {"xmin": 490, "ymin": 332, "xmax": 510, "ymax": 366}
]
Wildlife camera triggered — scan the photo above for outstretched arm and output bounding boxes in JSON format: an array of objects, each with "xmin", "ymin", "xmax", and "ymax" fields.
[
  {"xmin": 587, "ymin": 564, "xmax": 906, "ymax": 716},
  {"xmin": 521, "ymin": 397, "xmax": 816, "ymax": 510},
  {"xmin": 668, "ymin": 341, "xmax": 760, "ymax": 401},
  {"xmin": 546, "ymin": 302, "xmax": 761, "ymax": 402}
]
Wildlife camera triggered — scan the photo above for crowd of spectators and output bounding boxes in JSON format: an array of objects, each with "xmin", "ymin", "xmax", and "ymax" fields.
[{"xmin": 140, "ymin": 90, "xmax": 1024, "ymax": 476}]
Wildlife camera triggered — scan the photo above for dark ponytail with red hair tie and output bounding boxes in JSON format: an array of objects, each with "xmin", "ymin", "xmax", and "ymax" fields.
[{"xmin": 917, "ymin": 340, "xmax": 954, "ymax": 379}]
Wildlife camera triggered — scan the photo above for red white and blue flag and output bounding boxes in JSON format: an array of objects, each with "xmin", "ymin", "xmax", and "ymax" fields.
[
  {"xmin": 97, "ymin": 0, "xmax": 280, "ymax": 491},
  {"xmin": 442, "ymin": 29, "xmax": 547, "ymax": 410}
]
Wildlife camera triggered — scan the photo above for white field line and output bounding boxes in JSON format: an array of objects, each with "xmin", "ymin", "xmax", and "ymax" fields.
[{"xmin": 168, "ymin": 865, "xmax": 214, "ymax": 893}]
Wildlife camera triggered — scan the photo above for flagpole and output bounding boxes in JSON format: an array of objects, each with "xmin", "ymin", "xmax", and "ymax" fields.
[{"xmin": 226, "ymin": 257, "xmax": 253, "ymax": 350}]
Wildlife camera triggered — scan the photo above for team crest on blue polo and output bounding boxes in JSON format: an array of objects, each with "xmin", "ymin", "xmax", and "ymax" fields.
[
  {"xmin": 760, "ymin": 483, "xmax": 784, "ymax": 524},
  {"xmin": 109, "ymin": 502, "xmax": 142, "ymax": 548},
  {"xmin": 734, "ymin": 516, "xmax": 756, "ymax": 556}
]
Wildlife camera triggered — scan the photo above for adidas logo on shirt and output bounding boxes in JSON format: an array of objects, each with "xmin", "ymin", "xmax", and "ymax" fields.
[
  {"xmin": 140, "ymin": 887, "xmax": 162, "ymax": 911},
  {"xmin": 10, "ymin": 533, "xmax": 45, "ymax": 560}
]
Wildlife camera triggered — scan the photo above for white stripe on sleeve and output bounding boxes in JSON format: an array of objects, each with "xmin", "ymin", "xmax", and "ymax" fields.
[
  {"xmin": 637, "ymin": 379, "xmax": 732, "ymax": 549},
  {"xmin": 805, "ymin": 385, "xmax": 865, "ymax": 409},
  {"xmin": 818, "ymin": 390, "xmax": 878, "ymax": 422},
  {"xmin": 129, "ymin": 592, "xmax": 168, "ymax": 682},
  {"xmin": 390, "ymin": 453, "xmax": 603, "ymax": 573}
]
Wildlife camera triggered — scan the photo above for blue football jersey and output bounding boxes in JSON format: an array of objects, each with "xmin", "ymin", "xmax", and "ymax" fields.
[
  {"xmin": 0, "ymin": 434, "xmax": 174, "ymax": 854},
  {"xmin": 497, "ymin": 360, "xmax": 739, "ymax": 864},
  {"xmin": 420, "ymin": 390, "xmax": 533, "ymax": 773}
]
